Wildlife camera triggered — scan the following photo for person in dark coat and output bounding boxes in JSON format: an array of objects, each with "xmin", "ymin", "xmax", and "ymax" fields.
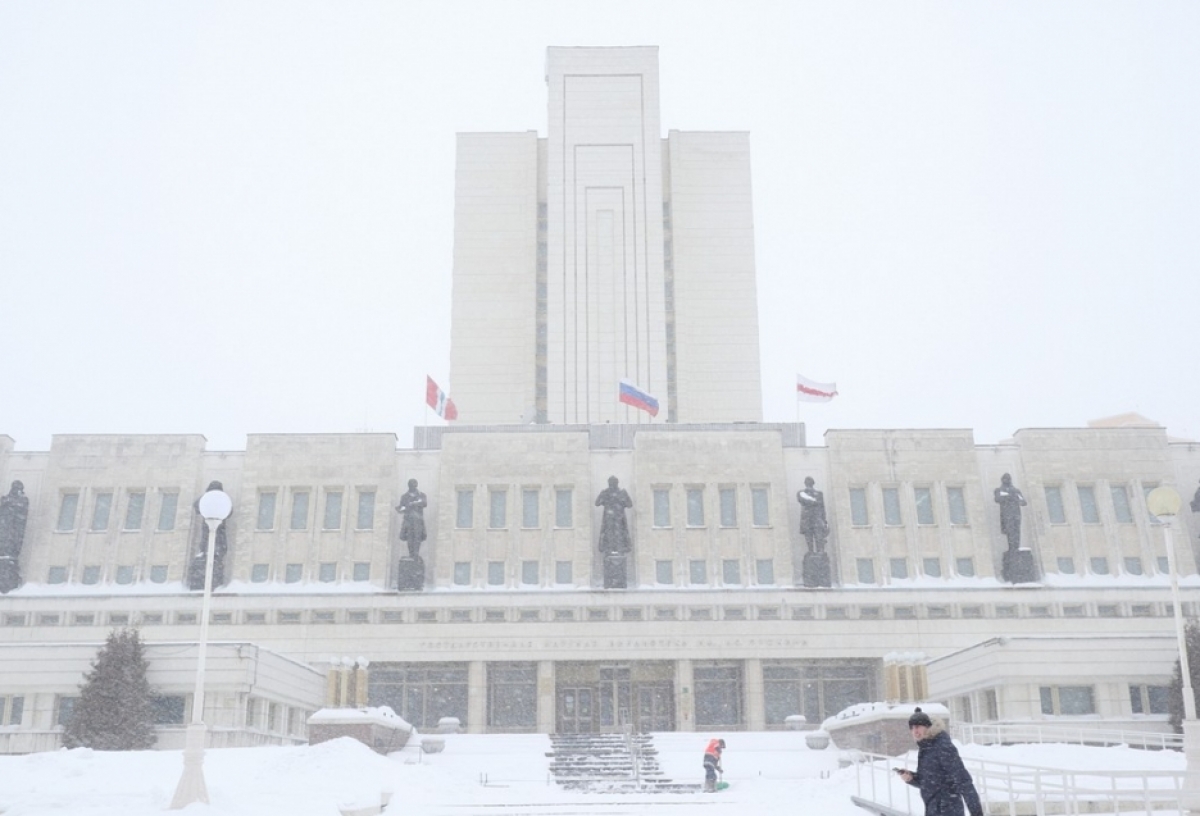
[{"xmin": 898, "ymin": 708, "xmax": 983, "ymax": 816}]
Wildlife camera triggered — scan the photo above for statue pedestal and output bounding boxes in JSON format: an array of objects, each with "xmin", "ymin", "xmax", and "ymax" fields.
[
  {"xmin": 802, "ymin": 551, "xmax": 832, "ymax": 588},
  {"xmin": 1002, "ymin": 548, "xmax": 1037, "ymax": 583},
  {"xmin": 0, "ymin": 557, "xmax": 21, "ymax": 594},
  {"xmin": 397, "ymin": 556, "xmax": 425, "ymax": 591},
  {"xmin": 602, "ymin": 554, "xmax": 628, "ymax": 589}
]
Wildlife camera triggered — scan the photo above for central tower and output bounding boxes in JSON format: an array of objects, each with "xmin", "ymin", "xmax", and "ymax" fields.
[{"xmin": 544, "ymin": 46, "xmax": 667, "ymax": 425}]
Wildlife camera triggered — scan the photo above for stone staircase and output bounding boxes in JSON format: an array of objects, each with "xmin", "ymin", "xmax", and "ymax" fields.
[{"xmin": 547, "ymin": 732, "xmax": 698, "ymax": 793}]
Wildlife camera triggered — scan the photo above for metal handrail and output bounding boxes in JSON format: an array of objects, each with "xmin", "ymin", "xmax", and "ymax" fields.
[{"xmin": 953, "ymin": 721, "xmax": 1183, "ymax": 752}]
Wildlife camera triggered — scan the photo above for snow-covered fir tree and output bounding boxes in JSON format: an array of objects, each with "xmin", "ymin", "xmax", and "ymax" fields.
[
  {"xmin": 1168, "ymin": 620, "xmax": 1200, "ymax": 733},
  {"xmin": 63, "ymin": 628, "xmax": 157, "ymax": 750}
]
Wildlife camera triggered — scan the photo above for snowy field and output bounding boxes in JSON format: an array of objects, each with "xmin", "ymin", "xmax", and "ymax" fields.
[{"xmin": 0, "ymin": 731, "xmax": 1185, "ymax": 816}]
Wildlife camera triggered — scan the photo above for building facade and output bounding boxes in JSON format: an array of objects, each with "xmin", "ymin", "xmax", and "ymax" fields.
[{"xmin": 1, "ymin": 47, "xmax": 1198, "ymax": 751}]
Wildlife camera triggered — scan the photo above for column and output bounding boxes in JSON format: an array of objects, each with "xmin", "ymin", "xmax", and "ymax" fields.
[
  {"xmin": 676, "ymin": 659, "xmax": 695, "ymax": 732},
  {"xmin": 467, "ymin": 661, "xmax": 486, "ymax": 734},
  {"xmin": 745, "ymin": 658, "xmax": 765, "ymax": 731},
  {"xmin": 536, "ymin": 661, "xmax": 556, "ymax": 733}
]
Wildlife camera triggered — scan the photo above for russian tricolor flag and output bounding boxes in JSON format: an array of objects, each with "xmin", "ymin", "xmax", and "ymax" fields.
[{"xmin": 618, "ymin": 379, "xmax": 659, "ymax": 417}]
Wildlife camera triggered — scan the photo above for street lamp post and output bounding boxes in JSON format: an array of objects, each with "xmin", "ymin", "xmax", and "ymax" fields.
[
  {"xmin": 1146, "ymin": 486, "xmax": 1200, "ymax": 813},
  {"xmin": 170, "ymin": 486, "xmax": 233, "ymax": 809}
]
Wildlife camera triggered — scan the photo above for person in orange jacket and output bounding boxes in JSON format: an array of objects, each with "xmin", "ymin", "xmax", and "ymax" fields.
[{"xmin": 702, "ymin": 737, "xmax": 725, "ymax": 792}]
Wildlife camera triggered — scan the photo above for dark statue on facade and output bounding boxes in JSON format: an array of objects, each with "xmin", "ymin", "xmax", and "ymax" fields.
[
  {"xmin": 187, "ymin": 481, "xmax": 230, "ymax": 591},
  {"xmin": 797, "ymin": 477, "xmax": 829, "ymax": 553},
  {"xmin": 797, "ymin": 477, "xmax": 832, "ymax": 587},
  {"xmin": 596, "ymin": 476, "xmax": 633, "ymax": 554},
  {"xmin": 396, "ymin": 478, "xmax": 427, "ymax": 591},
  {"xmin": 397, "ymin": 479, "xmax": 428, "ymax": 559},
  {"xmin": 0, "ymin": 481, "xmax": 29, "ymax": 593},
  {"xmin": 993, "ymin": 473, "xmax": 1027, "ymax": 551},
  {"xmin": 596, "ymin": 476, "xmax": 633, "ymax": 589},
  {"xmin": 995, "ymin": 473, "xmax": 1036, "ymax": 583},
  {"xmin": 1191, "ymin": 479, "xmax": 1200, "ymax": 525}
]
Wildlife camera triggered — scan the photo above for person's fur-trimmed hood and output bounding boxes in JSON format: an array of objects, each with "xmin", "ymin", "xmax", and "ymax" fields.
[{"xmin": 920, "ymin": 719, "xmax": 947, "ymax": 740}]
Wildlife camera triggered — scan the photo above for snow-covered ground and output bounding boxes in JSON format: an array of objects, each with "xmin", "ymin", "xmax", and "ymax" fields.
[{"xmin": 0, "ymin": 730, "xmax": 1185, "ymax": 816}]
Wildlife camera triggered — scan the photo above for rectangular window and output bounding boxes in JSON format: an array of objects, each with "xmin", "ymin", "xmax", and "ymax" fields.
[
  {"xmin": 751, "ymin": 487, "xmax": 769, "ymax": 527},
  {"xmin": 453, "ymin": 562, "xmax": 471, "ymax": 586},
  {"xmin": 290, "ymin": 491, "xmax": 309, "ymax": 530},
  {"xmin": 82, "ymin": 565, "xmax": 100, "ymax": 585},
  {"xmin": 722, "ymin": 559, "xmax": 741, "ymax": 585},
  {"xmin": 91, "ymin": 492, "xmax": 113, "ymax": 531},
  {"xmin": 1078, "ymin": 485, "xmax": 1100, "ymax": 523},
  {"xmin": 157, "ymin": 492, "xmax": 178, "ymax": 531},
  {"xmin": 849, "ymin": 488, "xmax": 869, "ymax": 526},
  {"xmin": 487, "ymin": 561, "xmax": 504, "ymax": 586},
  {"xmin": 719, "ymin": 487, "xmax": 737, "ymax": 527},
  {"xmin": 914, "ymin": 487, "xmax": 934, "ymax": 525},
  {"xmin": 890, "ymin": 558, "xmax": 908, "ymax": 579},
  {"xmin": 489, "ymin": 489, "xmax": 507, "ymax": 529},
  {"xmin": 257, "ymin": 492, "xmax": 277, "ymax": 530},
  {"xmin": 150, "ymin": 695, "xmax": 186, "ymax": 725},
  {"xmin": 1045, "ymin": 486, "xmax": 1066, "ymax": 524},
  {"xmin": 1143, "ymin": 483, "xmax": 1161, "ymax": 524},
  {"xmin": 946, "ymin": 487, "xmax": 968, "ymax": 525},
  {"xmin": 554, "ymin": 488, "xmax": 572, "ymax": 527},
  {"xmin": 318, "ymin": 562, "xmax": 336, "ymax": 583},
  {"xmin": 353, "ymin": 562, "xmax": 370, "ymax": 581},
  {"xmin": 48, "ymin": 566, "xmax": 67, "ymax": 584},
  {"xmin": 1057, "ymin": 686, "xmax": 1096, "ymax": 715},
  {"xmin": 251, "ymin": 564, "xmax": 269, "ymax": 583},
  {"xmin": 1111, "ymin": 485, "xmax": 1133, "ymax": 523},
  {"xmin": 956, "ymin": 557, "xmax": 975, "ymax": 577},
  {"xmin": 1057, "ymin": 557, "xmax": 1075, "ymax": 574},
  {"xmin": 8, "ymin": 696, "xmax": 23, "ymax": 726},
  {"xmin": 1124, "ymin": 557, "xmax": 1143, "ymax": 576},
  {"xmin": 284, "ymin": 563, "xmax": 302, "ymax": 583},
  {"xmin": 1091, "ymin": 557, "xmax": 1109, "ymax": 575},
  {"xmin": 1158, "ymin": 556, "xmax": 1170, "ymax": 574},
  {"xmin": 522, "ymin": 488, "xmax": 539, "ymax": 528},
  {"xmin": 653, "ymin": 488, "xmax": 670, "ymax": 527},
  {"xmin": 689, "ymin": 559, "xmax": 707, "ymax": 584},
  {"xmin": 882, "ymin": 488, "xmax": 902, "ymax": 525},
  {"xmin": 923, "ymin": 557, "xmax": 941, "ymax": 577},
  {"xmin": 456, "ymin": 488, "xmax": 474, "ymax": 528},
  {"xmin": 149, "ymin": 564, "xmax": 167, "ymax": 583},
  {"xmin": 520, "ymin": 560, "xmax": 538, "ymax": 585},
  {"xmin": 57, "ymin": 492, "xmax": 79, "ymax": 531},
  {"xmin": 856, "ymin": 558, "xmax": 875, "ymax": 584},
  {"xmin": 356, "ymin": 491, "xmax": 375, "ymax": 530},
  {"xmin": 124, "ymin": 492, "xmax": 145, "ymax": 530},
  {"xmin": 1145, "ymin": 685, "xmax": 1170, "ymax": 714},
  {"xmin": 656, "ymin": 560, "xmax": 673, "ymax": 584},
  {"xmin": 57, "ymin": 696, "xmax": 77, "ymax": 727},
  {"xmin": 555, "ymin": 560, "xmax": 572, "ymax": 585},
  {"xmin": 755, "ymin": 558, "xmax": 775, "ymax": 585},
  {"xmin": 323, "ymin": 491, "xmax": 342, "ymax": 530},
  {"xmin": 686, "ymin": 487, "xmax": 704, "ymax": 526},
  {"xmin": 115, "ymin": 565, "xmax": 134, "ymax": 585}
]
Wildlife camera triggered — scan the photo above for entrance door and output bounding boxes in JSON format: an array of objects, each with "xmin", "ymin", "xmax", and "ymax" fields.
[
  {"xmin": 557, "ymin": 687, "xmax": 594, "ymax": 733},
  {"xmin": 636, "ymin": 684, "xmax": 675, "ymax": 732}
]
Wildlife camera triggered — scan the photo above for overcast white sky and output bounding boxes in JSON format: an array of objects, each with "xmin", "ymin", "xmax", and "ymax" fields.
[{"xmin": 1, "ymin": 1, "xmax": 1197, "ymax": 452}]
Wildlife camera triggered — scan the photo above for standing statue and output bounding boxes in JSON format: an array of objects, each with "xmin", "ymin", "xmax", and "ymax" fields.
[
  {"xmin": 1191, "ymin": 479, "xmax": 1200, "ymax": 515},
  {"xmin": 188, "ymin": 481, "xmax": 230, "ymax": 591},
  {"xmin": 994, "ymin": 473, "xmax": 1027, "ymax": 551},
  {"xmin": 397, "ymin": 479, "xmax": 428, "ymax": 559},
  {"xmin": 595, "ymin": 476, "xmax": 633, "ymax": 555},
  {"xmin": 0, "ymin": 481, "xmax": 29, "ymax": 593},
  {"xmin": 796, "ymin": 477, "xmax": 829, "ymax": 553}
]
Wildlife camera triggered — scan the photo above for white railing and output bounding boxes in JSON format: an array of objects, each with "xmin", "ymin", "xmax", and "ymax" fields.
[
  {"xmin": 851, "ymin": 750, "xmax": 1187, "ymax": 816},
  {"xmin": 954, "ymin": 722, "xmax": 1183, "ymax": 752}
]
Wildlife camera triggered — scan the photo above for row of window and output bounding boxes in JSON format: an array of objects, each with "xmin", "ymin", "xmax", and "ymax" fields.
[
  {"xmin": 52, "ymin": 488, "xmax": 381, "ymax": 534},
  {"xmin": 44, "ymin": 695, "xmax": 310, "ymax": 735},
  {"xmin": 452, "ymin": 485, "xmax": 773, "ymax": 530},
  {"xmin": 853, "ymin": 554, "xmax": 1170, "ymax": 582},
  {"xmin": 2, "ymin": 600, "xmax": 1180, "ymax": 631},
  {"xmin": 846, "ymin": 482, "xmax": 1161, "ymax": 528},
  {"xmin": 56, "ymin": 490, "xmax": 180, "ymax": 533},
  {"xmin": 450, "ymin": 558, "xmax": 776, "ymax": 587},
  {"xmin": 955, "ymin": 684, "xmax": 1169, "ymax": 721},
  {"xmin": 42, "ymin": 561, "xmax": 376, "ymax": 586}
]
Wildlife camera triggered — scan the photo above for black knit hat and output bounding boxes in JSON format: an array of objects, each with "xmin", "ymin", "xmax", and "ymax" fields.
[{"xmin": 908, "ymin": 707, "xmax": 932, "ymax": 728}]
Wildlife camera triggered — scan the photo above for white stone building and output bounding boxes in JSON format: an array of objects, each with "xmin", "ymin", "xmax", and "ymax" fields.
[{"xmin": 1, "ymin": 47, "xmax": 1198, "ymax": 751}]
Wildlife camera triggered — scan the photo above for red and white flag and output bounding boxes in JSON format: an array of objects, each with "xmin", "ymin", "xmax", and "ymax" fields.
[
  {"xmin": 425, "ymin": 376, "xmax": 458, "ymax": 420},
  {"xmin": 796, "ymin": 373, "xmax": 838, "ymax": 403}
]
